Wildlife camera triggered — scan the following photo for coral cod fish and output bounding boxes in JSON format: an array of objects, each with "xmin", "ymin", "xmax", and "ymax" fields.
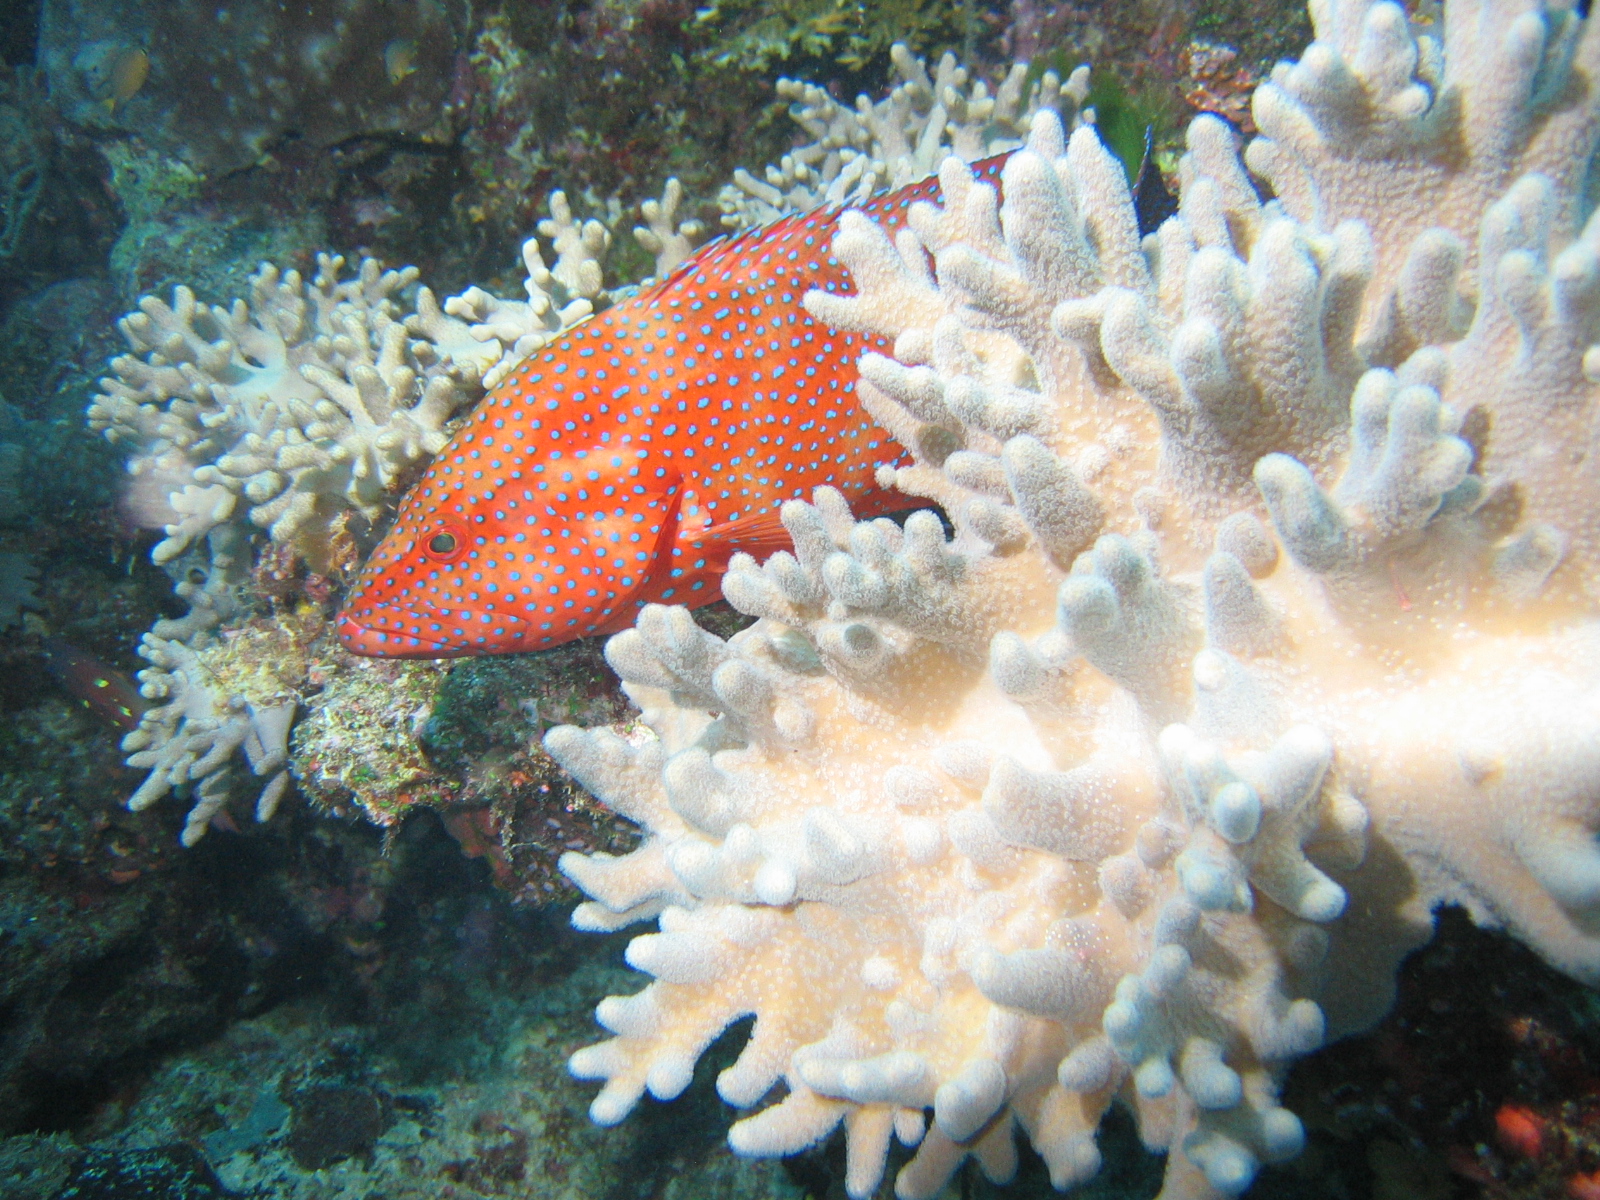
[{"xmin": 338, "ymin": 157, "xmax": 1008, "ymax": 657}]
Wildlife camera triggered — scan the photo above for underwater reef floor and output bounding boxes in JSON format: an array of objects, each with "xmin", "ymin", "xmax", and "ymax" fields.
[{"xmin": 0, "ymin": 806, "xmax": 1596, "ymax": 1200}]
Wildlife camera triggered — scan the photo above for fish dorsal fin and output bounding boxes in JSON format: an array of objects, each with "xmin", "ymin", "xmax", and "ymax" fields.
[{"xmin": 636, "ymin": 208, "xmax": 840, "ymax": 303}]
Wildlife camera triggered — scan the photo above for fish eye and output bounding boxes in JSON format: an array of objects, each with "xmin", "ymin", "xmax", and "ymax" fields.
[{"xmin": 419, "ymin": 519, "xmax": 470, "ymax": 564}]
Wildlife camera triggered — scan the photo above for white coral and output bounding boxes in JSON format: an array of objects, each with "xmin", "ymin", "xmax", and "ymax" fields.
[
  {"xmin": 89, "ymin": 253, "xmax": 484, "ymax": 557},
  {"xmin": 122, "ymin": 631, "xmax": 296, "ymax": 848},
  {"xmin": 552, "ymin": 3, "xmax": 1600, "ymax": 1198},
  {"xmin": 720, "ymin": 42, "xmax": 1092, "ymax": 228},
  {"xmin": 428, "ymin": 180, "xmax": 704, "ymax": 391},
  {"xmin": 115, "ymin": 525, "xmax": 299, "ymax": 845},
  {"xmin": 632, "ymin": 177, "xmax": 706, "ymax": 279},
  {"xmin": 430, "ymin": 193, "xmax": 609, "ymax": 392}
]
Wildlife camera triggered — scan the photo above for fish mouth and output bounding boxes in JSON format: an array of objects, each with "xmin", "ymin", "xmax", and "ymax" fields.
[
  {"xmin": 337, "ymin": 597, "xmax": 534, "ymax": 658},
  {"xmin": 336, "ymin": 605, "xmax": 456, "ymax": 658}
]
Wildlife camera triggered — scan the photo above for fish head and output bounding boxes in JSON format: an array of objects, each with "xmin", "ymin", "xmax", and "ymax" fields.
[{"xmin": 338, "ymin": 419, "xmax": 684, "ymax": 657}]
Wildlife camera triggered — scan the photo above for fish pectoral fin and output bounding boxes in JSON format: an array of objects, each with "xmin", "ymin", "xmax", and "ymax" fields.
[
  {"xmin": 713, "ymin": 509, "xmax": 794, "ymax": 559},
  {"xmin": 571, "ymin": 453, "xmax": 684, "ymax": 584}
]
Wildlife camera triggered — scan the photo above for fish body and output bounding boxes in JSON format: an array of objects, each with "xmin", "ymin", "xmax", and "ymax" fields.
[
  {"xmin": 41, "ymin": 638, "xmax": 147, "ymax": 732},
  {"xmin": 338, "ymin": 156, "xmax": 1009, "ymax": 657},
  {"xmin": 384, "ymin": 39, "xmax": 419, "ymax": 85},
  {"xmin": 98, "ymin": 46, "xmax": 149, "ymax": 113}
]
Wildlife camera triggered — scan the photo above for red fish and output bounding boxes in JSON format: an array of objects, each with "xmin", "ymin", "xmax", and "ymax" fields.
[
  {"xmin": 41, "ymin": 638, "xmax": 148, "ymax": 732},
  {"xmin": 338, "ymin": 157, "xmax": 1009, "ymax": 657}
]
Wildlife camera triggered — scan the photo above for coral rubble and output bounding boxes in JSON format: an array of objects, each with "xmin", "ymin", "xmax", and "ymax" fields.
[{"xmin": 549, "ymin": 1, "xmax": 1600, "ymax": 1197}]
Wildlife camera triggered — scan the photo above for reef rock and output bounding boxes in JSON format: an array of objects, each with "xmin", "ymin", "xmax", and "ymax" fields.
[{"xmin": 549, "ymin": 1, "xmax": 1600, "ymax": 1197}]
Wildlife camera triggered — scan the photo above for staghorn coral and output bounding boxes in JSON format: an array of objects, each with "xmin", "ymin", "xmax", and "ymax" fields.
[
  {"xmin": 548, "ymin": 1, "xmax": 1600, "ymax": 1198},
  {"xmin": 720, "ymin": 42, "xmax": 1092, "ymax": 228}
]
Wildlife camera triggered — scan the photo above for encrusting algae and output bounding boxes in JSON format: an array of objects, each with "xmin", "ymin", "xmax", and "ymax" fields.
[{"xmin": 291, "ymin": 652, "xmax": 455, "ymax": 827}]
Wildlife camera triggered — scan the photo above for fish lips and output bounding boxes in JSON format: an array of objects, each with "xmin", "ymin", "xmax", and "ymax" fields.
[
  {"xmin": 336, "ymin": 605, "xmax": 456, "ymax": 658},
  {"xmin": 337, "ymin": 597, "xmax": 534, "ymax": 657}
]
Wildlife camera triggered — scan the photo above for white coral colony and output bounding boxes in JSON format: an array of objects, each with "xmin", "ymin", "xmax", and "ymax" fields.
[{"xmin": 547, "ymin": 1, "xmax": 1600, "ymax": 1197}]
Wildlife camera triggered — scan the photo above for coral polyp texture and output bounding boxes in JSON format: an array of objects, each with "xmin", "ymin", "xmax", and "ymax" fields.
[{"xmin": 547, "ymin": 2, "xmax": 1600, "ymax": 1198}]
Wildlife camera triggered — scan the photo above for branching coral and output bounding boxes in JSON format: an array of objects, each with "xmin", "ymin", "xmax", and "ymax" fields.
[
  {"xmin": 720, "ymin": 43, "xmax": 1092, "ymax": 227},
  {"xmin": 88, "ymin": 254, "xmax": 488, "ymax": 563},
  {"xmin": 550, "ymin": 2, "xmax": 1600, "ymax": 1197},
  {"xmin": 417, "ymin": 181, "xmax": 704, "ymax": 392},
  {"xmin": 123, "ymin": 596, "xmax": 316, "ymax": 847},
  {"xmin": 96, "ymin": 178, "xmax": 704, "ymax": 843}
]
